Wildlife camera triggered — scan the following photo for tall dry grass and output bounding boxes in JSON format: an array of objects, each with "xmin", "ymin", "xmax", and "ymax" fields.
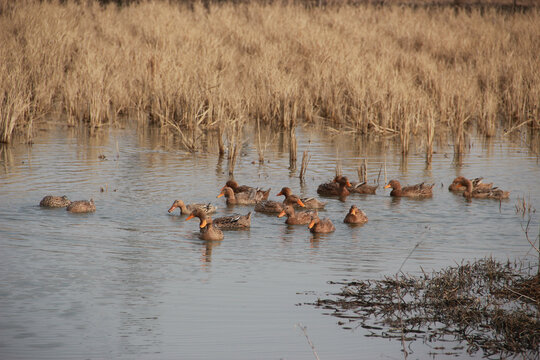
[{"xmin": 0, "ymin": 1, "xmax": 539, "ymax": 155}]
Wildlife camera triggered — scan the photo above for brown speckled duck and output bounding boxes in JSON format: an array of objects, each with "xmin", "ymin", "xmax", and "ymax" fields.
[
  {"xmin": 66, "ymin": 199, "xmax": 96, "ymax": 213},
  {"xmin": 224, "ymin": 180, "xmax": 270, "ymax": 201},
  {"xmin": 277, "ymin": 205, "xmax": 315, "ymax": 225},
  {"xmin": 40, "ymin": 195, "xmax": 71, "ymax": 208},
  {"xmin": 448, "ymin": 176, "xmax": 493, "ymax": 192},
  {"xmin": 317, "ymin": 176, "xmax": 352, "ymax": 198},
  {"xmin": 218, "ymin": 186, "xmax": 259, "ymax": 205},
  {"xmin": 308, "ymin": 213, "xmax": 335, "ymax": 233},
  {"xmin": 456, "ymin": 177, "xmax": 510, "ymax": 200},
  {"xmin": 384, "ymin": 180, "xmax": 434, "ymax": 198},
  {"xmin": 168, "ymin": 199, "xmax": 217, "ymax": 215},
  {"xmin": 343, "ymin": 205, "xmax": 368, "ymax": 225},
  {"xmin": 213, "ymin": 212, "xmax": 252, "ymax": 230},
  {"xmin": 317, "ymin": 176, "xmax": 376, "ymax": 196},
  {"xmin": 255, "ymin": 200, "xmax": 284, "ymax": 214},
  {"xmin": 348, "ymin": 180, "xmax": 378, "ymax": 195},
  {"xmin": 277, "ymin": 187, "xmax": 326, "ymax": 209},
  {"xmin": 186, "ymin": 209, "xmax": 224, "ymax": 241}
]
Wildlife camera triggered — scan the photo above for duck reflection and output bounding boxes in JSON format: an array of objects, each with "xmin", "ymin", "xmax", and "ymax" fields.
[{"xmin": 200, "ymin": 240, "xmax": 222, "ymax": 267}]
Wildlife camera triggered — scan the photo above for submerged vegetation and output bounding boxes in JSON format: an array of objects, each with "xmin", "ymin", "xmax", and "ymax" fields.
[
  {"xmin": 310, "ymin": 258, "xmax": 539, "ymax": 358},
  {"xmin": 0, "ymin": 0, "xmax": 539, "ymax": 156}
]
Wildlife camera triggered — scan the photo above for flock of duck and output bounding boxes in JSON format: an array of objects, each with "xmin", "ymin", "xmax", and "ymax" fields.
[
  {"xmin": 165, "ymin": 175, "xmax": 509, "ymax": 241},
  {"xmin": 38, "ymin": 175, "xmax": 509, "ymax": 241}
]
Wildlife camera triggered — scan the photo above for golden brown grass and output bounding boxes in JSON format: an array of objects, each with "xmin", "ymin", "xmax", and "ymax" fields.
[{"xmin": 1, "ymin": 0, "xmax": 539, "ymax": 156}]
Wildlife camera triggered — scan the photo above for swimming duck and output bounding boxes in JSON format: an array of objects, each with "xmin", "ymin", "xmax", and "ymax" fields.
[
  {"xmin": 66, "ymin": 199, "xmax": 96, "ymax": 213},
  {"xmin": 343, "ymin": 205, "xmax": 368, "ymax": 224},
  {"xmin": 277, "ymin": 187, "xmax": 326, "ymax": 209},
  {"xmin": 348, "ymin": 180, "xmax": 378, "ymax": 195},
  {"xmin": 384, "ymin": 180, "xmax": 434, "ymax": 198},
  {"xmin": 277, "ymin": 205, "xmax": 315, "ymax": 225},
  {"xmin": 254, "ymin": 200, "xmax": 284, "ymax": 214},
  {"xmin": 40, "ymin": 195, "xmax": 71, "ymax": 208},
  {"xmin": 217, "ymin": 186, "xmax": 259, "ymax": 205},
  {"xmin": 448, "ymin": 176, "xmax": 493, "ymax": 192},
  {"xmin": 317, "ymin": 176, "xmax": 352, "ymax": 198},
  {"xmin": 308, "ymin": 213, "xmax": 335, "ymax": 233},
  {"xmin": 456, "ymin": 177, "xmax": 510, "ymax": 200},
  {"xmin": 317, "ymin": 176, "xmax": 376, "ymax": 196},
  {"xmin": 168, "ymin": 199, "xmax": 217, "ymax": 215},
  {"xmin": 213, "ymin": 212, "xmax": 252, "ymax": 230},
  {"xmin": 224, "ymin": 180, "xmax": 270, "ymax": 201},
  {"xmin": 186, "ymin": 209, "xmax": 224, "ymax": 241}
]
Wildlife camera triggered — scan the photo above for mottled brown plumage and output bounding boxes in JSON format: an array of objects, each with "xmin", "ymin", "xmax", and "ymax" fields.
[
  {"xmin": 384, "ymin": 180, "xmax": 434, "ymax": 198},
  {"xmin": 278, "ymin": 205, "xmax": 315, "ymax": 225},
  {"xmin": 67, "ymin": 199, "xmax": 96, "ymax": 213},
  {"xmin": 343, "ymin": 205, "xmax": 368, "ymax": 225},
  {"xmin": 168, "ymin": 199, "xmax": 217, "ymax": 215},
  {"xmin": 40, "ymin": 195, "xmax": 71, "ymax": 208},
  {"xmin": 186, "ymin": 209, "xmax": 224, "ymax": 241}
]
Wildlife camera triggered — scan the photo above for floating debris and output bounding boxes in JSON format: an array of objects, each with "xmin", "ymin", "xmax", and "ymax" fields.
[{"xmin": 307, "ymin": 258, "xmax": 539, "ymax": 358}]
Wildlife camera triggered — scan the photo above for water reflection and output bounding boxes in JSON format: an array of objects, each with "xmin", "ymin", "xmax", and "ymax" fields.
[{"xmin": 200, "ymin": 240, "xmax": 222, "ymax": 267}]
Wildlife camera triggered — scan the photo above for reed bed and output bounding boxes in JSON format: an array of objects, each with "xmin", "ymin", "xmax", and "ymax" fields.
[{"xmin": 1, "ymin": 0, "xmax": 539, "ymax": 153}]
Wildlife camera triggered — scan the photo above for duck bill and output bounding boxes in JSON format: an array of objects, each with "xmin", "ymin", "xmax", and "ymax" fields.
[
  {"xmin": 296, "ymin": 199, "xmax": 305, "ymax": 207},
  {"xmin": 199, "ymin": 219, "xmax": 207, "ymax": 228},
  {"xmin": 277, "ymin": 210, "xmax": 286, "ymax": 218},
  {"xmin": 350, "ymin": 208, "xmax": 357, "ymax": 215},
  {"xmin": 276, "ymin": 191, "xmax": 283, "ymax": 196},
  {"xmin": 383, "ymin": 184, "xmax": 391, "ymax": 189},
  {"xmin": 217, "ymin": 193, "xmax": 224, "ymax": 198},
  {"xmin": 308, "ymin": 219, "xmax": 315, "ymax": 229},
  {"xmin": 185, "ymin": 214, "xmax": 195, "ymax": 221},
  {"xmin": 346, "ymin": 181, "xmax": 352, "ymax": 187},
  {"xmin": 167, "ymin": 205, "xmax": 177, "ymax": 213}
]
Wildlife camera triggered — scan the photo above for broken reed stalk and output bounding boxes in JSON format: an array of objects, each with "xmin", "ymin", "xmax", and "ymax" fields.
[
  {"xmin": 376, "ymin": 164, "xmax": 383, "ymax": 186},
  {"xmin": 228, "ymin": 143, "xmax": 238, "ymax": 176},
  {"xmin": 296, "ymin": 323, "xmax": 320, "ymax": 360},
  {"xmin": 426, "ymin": 113, "xmax": 434, "ymax": 164},
  {"xmin": 256, "ymin": 118, "xmax": 264, "ymax": 163},
  {"xmin": 384, "ymin": 157, "xmax": 388, "ymax": 185},
  {"xmin": 357, "ymin": 159, "xmax": 367, "ymax": 183},
  {"xmin": 335, "ymin": 161, "xmax": 342, "ymax": 178},
  {"xmin": 299, "ymin": 150, "xmax": 310, "ymax": 181},
  {"xmin": 218, "ymin": 124, "xmax": 225, "ymax": 157},
  {"xmin": 289, "ymin": 129, "xmax": 297, "ymax": 170}
]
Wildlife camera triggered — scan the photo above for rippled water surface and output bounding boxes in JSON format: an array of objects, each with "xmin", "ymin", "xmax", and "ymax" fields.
[{"xmin": 1, "ymin": 124, "xmax": 538, "ymax": 359}]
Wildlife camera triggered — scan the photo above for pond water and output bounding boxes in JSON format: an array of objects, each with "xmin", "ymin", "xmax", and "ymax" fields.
[{"xmin": 0, "ymin": 123, "xmax": 538, "ymax": 359}]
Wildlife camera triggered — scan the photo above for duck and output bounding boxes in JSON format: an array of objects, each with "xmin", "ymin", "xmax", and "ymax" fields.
[
  {"xmin": 212, "ymin": 212, "xmax": 252, "ymax": 230},
  {"xmin": 317, "ymin": 176, "xmax": 352, "ymax": 198},
  {"xmin": 168, "ymin": 199, "xmax": 217, "ymax": 215},
  {"xmin": 66, "ymin": 199, "xmax": 96, "ymax": 213},
  {"xmin": 308, "ymin": 213, "xmax": 335, "ymax": 233},
  {"xmin": 40, "ymin": 195, "xmax": 71, "ymax": 208},
  {"xmin": 255, "ymin": 200, "xmax": 284, "ymax": 214},
  {"xmin": 186, "ymin": 209, "xmax": 224, "ymax": 241},
  {"xmin": 455, "ymin": 177, "xmax": 510, "ymax": 200},
  {"xmin": 384, "ymin": 180, "xmax": 434, "ymax": 198},
  {"xmin": 277, "ymin": 205, "xmax": 315, "ymax": 225},
  {"xmin": 277, "ymin": 187, "xmax": 326, "ymax": 209},
  {"xmin": 348, "ymin": 180, "xmax": 378, "ymax": 195},
  {"xmin": 217, "ymin": 186, "xmax": 259, "ymax": 205},
  {"xmin": 317, "ymin": 175, "xmax": 377, "ymax": 196},
  {"xmin": 448, "ymin": 176, "xmax": 493, "ymax": 192},
  {"xmin": 223, "ymin": 180, "xmax": 270, "ymax": 201},
  {"xmin": 343, "ymin": 205, "xmax": 368, "ymax": 224}
]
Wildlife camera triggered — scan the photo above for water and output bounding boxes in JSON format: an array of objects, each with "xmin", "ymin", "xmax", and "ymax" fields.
[{"xmin": 0, "ymin": 124, "xmax": 538, "ymax": 359}]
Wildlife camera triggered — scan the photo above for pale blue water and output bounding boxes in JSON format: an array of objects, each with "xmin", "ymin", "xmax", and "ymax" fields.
[{"xmin": 0, "ymin": 124, "xmax": 538, "ymax": 359}]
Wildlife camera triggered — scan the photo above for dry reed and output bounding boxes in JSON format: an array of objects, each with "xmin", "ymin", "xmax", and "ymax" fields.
[{"xmin": 0, "ymin": 0, "xmax": 539, "ymax": 155}]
